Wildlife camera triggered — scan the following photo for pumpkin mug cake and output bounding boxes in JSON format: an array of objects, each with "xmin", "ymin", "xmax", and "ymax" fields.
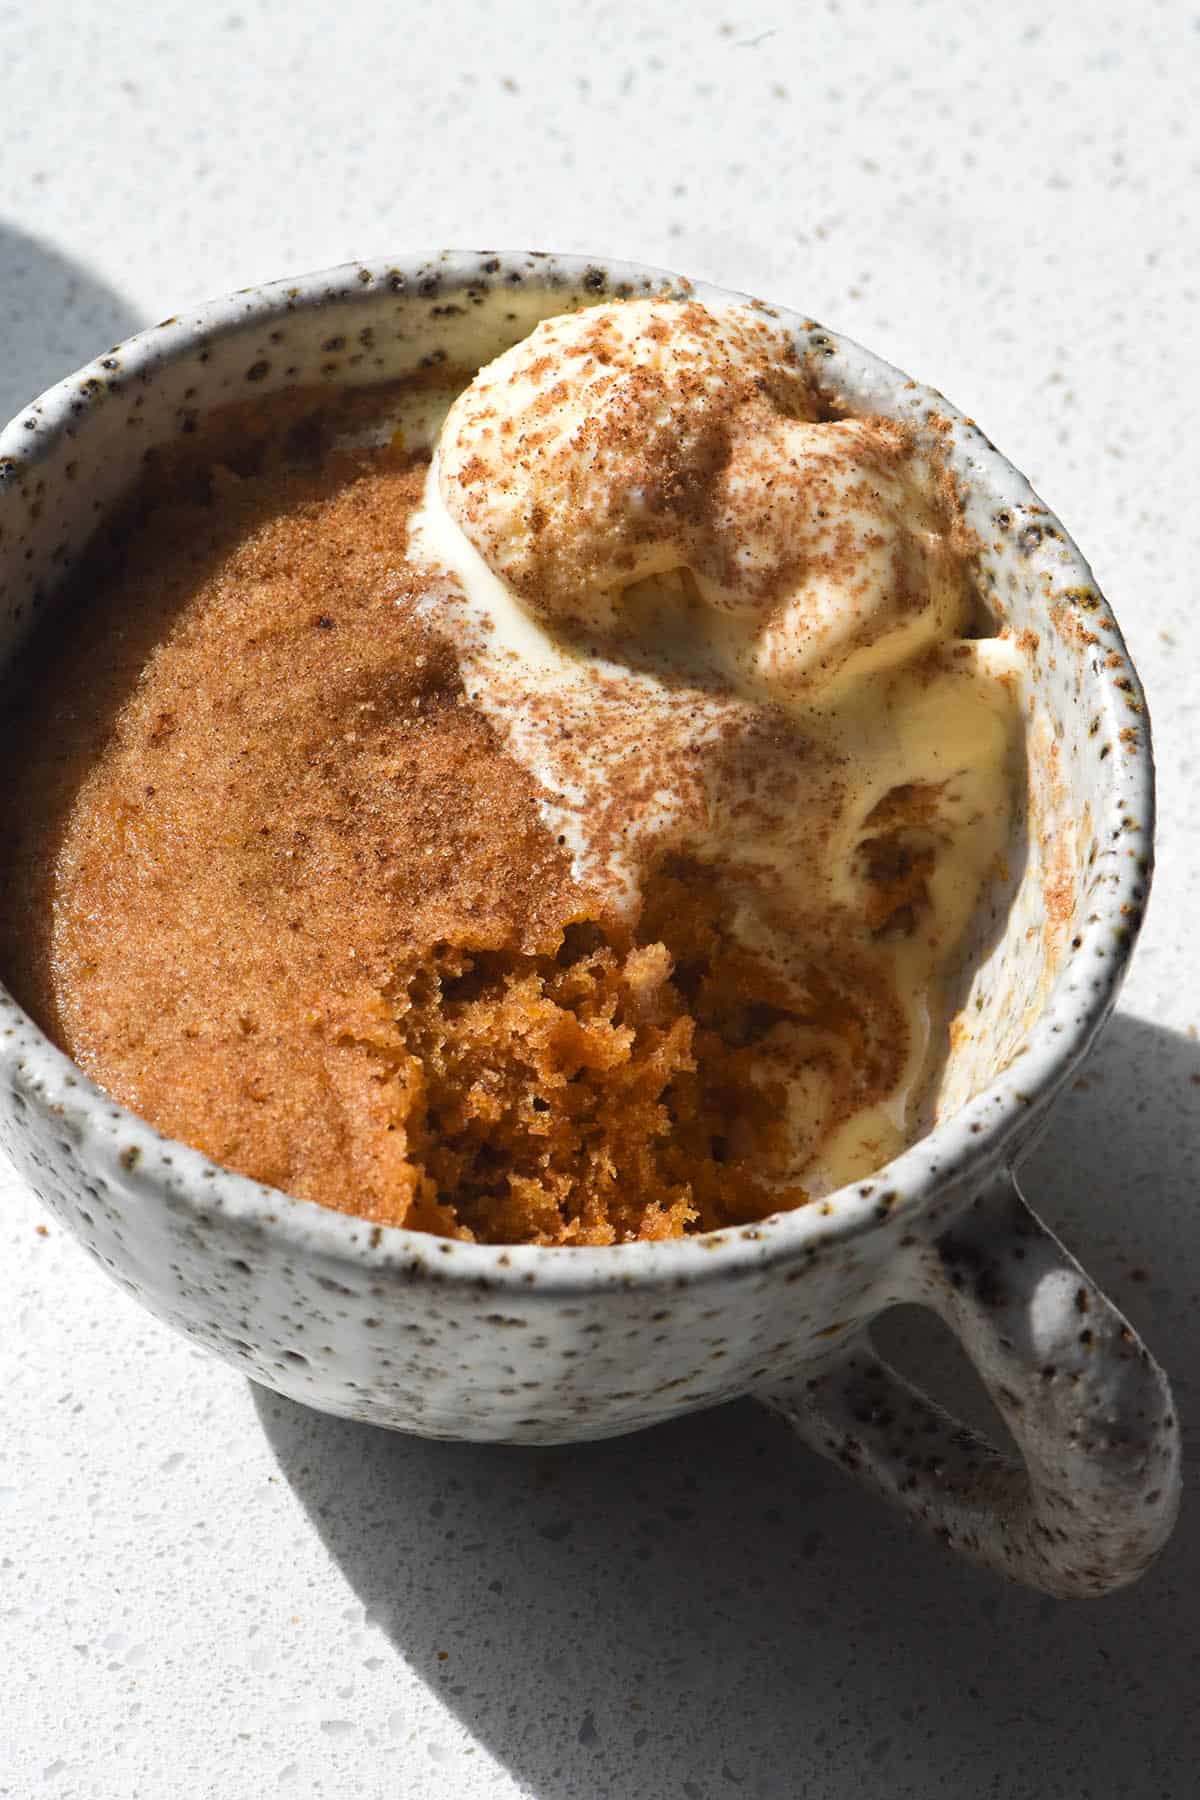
[
  {"xmin": 0, "ymin": 298, "xmax": 1020, "ymax": 1245},
  {"xmin": 0, "ymin": 257, "xmax": 1179, "ymax": 1596}
]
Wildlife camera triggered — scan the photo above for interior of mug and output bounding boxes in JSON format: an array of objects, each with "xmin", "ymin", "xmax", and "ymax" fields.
[{"xmin": 0, "ymin": 252, "xmax": 1150, "ymax": 1207}]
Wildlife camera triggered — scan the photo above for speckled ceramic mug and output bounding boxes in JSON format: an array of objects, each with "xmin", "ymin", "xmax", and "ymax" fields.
[{"xmin": 0, "ymin": 254, "xmax": 1180, "ymax": 1597}]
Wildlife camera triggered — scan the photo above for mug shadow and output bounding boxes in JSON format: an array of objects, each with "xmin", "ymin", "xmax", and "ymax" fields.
[
  {"xmin": 0, "ymin": 219, "xmax": 142, "ymax": 424},
  {"xmin": 253, "ymin": 1009, "xmax": 1200, "ymax": 1799}
]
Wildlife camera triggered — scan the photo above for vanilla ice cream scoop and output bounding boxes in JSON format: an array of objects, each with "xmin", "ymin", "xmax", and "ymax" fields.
[
  {"xmin": 438, "ymin": 299, "xmax": 968, "ymax": 697},
  {"xmin": 410, "ymin": 296, "xmax": 1020, "ymax": 1197}
]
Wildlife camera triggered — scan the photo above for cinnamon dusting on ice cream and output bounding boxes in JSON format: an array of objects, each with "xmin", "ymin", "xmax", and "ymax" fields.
[{"xmin": 412, "ymin": 299, "xmax": 1021, "ymax": 1199}]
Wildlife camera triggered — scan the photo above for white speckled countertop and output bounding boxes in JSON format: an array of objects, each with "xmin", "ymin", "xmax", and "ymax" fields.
[{"xmin": 2, "ymin": 2, "xmax": 1198, "ymax": 1795}]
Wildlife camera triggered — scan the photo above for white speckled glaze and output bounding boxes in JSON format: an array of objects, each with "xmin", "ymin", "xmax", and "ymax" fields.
[{"xmin": 0, "ymin": 253, "xmax": 1179, "ymax": 1597}]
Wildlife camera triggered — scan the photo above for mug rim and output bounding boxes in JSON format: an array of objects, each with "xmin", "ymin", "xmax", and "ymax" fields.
[{"xmin": 0, "ymin": 250, "xmax": 1155, "ymax": 1292}]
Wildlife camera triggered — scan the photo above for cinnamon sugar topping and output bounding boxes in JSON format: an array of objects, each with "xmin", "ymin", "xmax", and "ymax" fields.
[{"xmin": 0, "ymin": 301, "xmax": 1021, "ymax": 1245}]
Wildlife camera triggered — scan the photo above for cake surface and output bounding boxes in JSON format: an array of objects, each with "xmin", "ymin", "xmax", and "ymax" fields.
[{"xmin": 0, "ymin": 304, "xmax": 1020, "ymax": 1244}]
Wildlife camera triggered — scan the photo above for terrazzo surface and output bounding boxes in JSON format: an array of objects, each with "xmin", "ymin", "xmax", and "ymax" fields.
[{"xmin": 2, "ymin": 2, "xmax": 1199, "ymax": 1795}]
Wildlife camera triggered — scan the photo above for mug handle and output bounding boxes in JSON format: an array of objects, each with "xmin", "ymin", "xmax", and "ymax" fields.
[{"xmin": 762, "ymin": 1170, "xmax": 1181, "ymax": 1596}]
